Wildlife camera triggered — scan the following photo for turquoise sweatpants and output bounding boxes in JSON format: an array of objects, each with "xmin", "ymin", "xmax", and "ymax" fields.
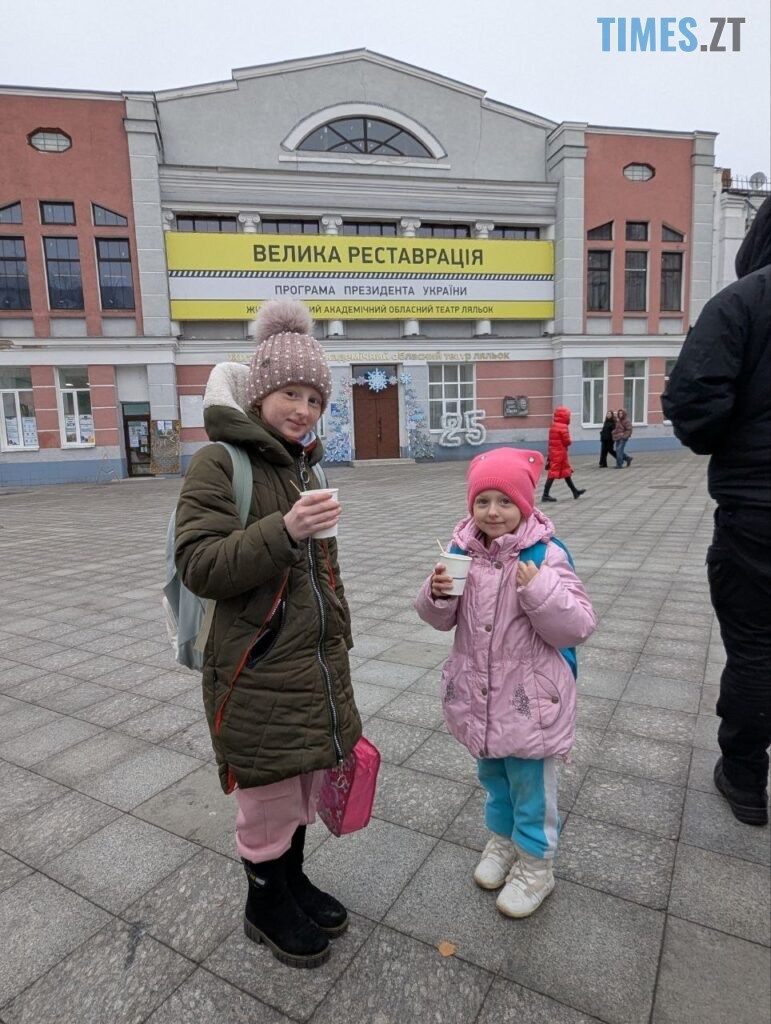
[{"xmin": 477, "ymin": 755, "xmax": 561, "ymax": 860}]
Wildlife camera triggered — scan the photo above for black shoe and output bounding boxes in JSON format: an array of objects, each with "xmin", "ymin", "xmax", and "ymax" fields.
[
  {"xmin": 713, "ymin": 758, "xmax": 769, "ymax": 826},
  {"xmin": 625, "ymin": 456, "xmax": 633, "ymax": 466},
  {"xmin": 572, "ymin": 489, "xmax": 586, "ymax": 499},
  {"xmin": 286, "ymin": 826, "xmax": 348, "ymax": 936},
  {"xmin": 242, "ymin": 857, "xmax": 331, "ymax": 967},
  {"xmin": 542, "ymin": 495, "xmax": 557, "ymax": 502}
]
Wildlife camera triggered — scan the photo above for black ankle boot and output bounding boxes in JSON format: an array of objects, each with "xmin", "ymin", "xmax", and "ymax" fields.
[
  {"xmin": 242, "ymin": 856, "xmax": 330, "ymax": 968},
  {"xmin": 286, "ymin": 826, "xmax": 348, "ymax": 936}
]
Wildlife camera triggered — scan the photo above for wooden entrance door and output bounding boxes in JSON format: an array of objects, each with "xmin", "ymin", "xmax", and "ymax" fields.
[{"xmin": 352, "ymin": 367, "xmax": 400, "ymax": 460}]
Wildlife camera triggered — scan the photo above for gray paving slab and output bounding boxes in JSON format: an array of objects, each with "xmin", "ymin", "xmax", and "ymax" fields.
[
  {"xmin": 0, "ymin": 851, "xmax": 32, "ymax": 894},
  {"xmin": 476, "ymin": 978, "xmax": 603, "ymax": 1024},
  {"xmin": 0, "ymin": 789, "xmax": 121, "ymax": 868},
  {"xmin": 681, "ymin": 789, "xmax": 771, "ymax": 866},
  {"xmin": 592, "ymin": 729, "xmax": 692, "ymax": 785},
  {"xmin": 0, "ymin": 715, "xmax": 103, "ymax": 767},
  {"xmin": 373, "ymin": 762, "xmax": 472, "ymax": 836},
  {"xmin": 146, "ymin": 968, "xmax": 294, "ymax": 1024},
  {"xmin": 573, "ymin": 768, "xmax": 686, "ymax": 839},
  {"xmin": 360, "ymin": 716, "xmax": 432, "ymax": 764}
]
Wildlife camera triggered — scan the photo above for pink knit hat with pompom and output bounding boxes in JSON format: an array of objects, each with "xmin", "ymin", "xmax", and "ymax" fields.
[{"xmin": 246, "ymin": 299, "xmax": 332, "ymax": 410}]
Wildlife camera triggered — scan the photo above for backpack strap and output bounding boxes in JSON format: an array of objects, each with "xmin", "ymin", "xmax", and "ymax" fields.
[
  {"xmin": 216, "ymin": 442, "xmax": 253, "ymax": 526},
  {"xmin": 520, "ymin": 540, "xmax": 548, "ymax": 566},
  {"xmin": 312, "ymin": 462, "xmax": 328, "ymax": 489},
  {"xmin": 519, "ymin": 537, "xmax": 578, "ymax": 679}
]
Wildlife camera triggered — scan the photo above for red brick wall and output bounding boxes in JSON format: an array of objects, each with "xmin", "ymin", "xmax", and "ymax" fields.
[
  {"xmin": 475, "ymin": 360, "xmax": 553, "ymax": 430},
  {"xmin": 30, "ymin": 365, "xmax": 59, "ymax": 449}
]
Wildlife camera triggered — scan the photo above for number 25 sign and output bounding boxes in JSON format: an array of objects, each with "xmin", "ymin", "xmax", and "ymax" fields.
[{"xmin": 439, "ymin": 409, "xmax": 487, "ymax": 447}]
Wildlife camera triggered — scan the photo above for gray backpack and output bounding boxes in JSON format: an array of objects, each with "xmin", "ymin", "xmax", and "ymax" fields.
[{"xmin": 162, "ymin": 442, "xmax": 253, "ymax": 671}]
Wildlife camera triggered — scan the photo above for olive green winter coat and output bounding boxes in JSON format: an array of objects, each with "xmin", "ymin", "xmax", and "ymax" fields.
[{"xmin": 174, "ymin": 405, "xmax": 361, "ymax": 793}]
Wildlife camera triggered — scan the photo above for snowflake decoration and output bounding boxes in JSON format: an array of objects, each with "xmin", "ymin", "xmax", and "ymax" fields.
[{"xmin": 366, "ymin": 369, "xmax": 390, "ymax": 392}]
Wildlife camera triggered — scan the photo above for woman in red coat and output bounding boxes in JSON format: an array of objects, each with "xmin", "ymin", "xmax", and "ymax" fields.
[{"xmin": 542, "ymin": 406, "xmax": 586, "ymax": 502}]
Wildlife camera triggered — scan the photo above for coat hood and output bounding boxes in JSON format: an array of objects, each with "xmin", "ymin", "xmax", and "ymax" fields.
[
  {"xmin": 452, "ymin": 508, "xmax": 555, "ymax": 558},
  {"xmin": 554, "ymin": 406, "xmax": 571, "ymax": 425},
  {"xmin": 735, "ymin": 195, "xmax": 771, "ymax": 278}
]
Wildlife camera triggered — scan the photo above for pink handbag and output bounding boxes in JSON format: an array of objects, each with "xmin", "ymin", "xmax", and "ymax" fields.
[{"xmin": 318, "ymin": 736, "xmax": 381, "ymax": 837}]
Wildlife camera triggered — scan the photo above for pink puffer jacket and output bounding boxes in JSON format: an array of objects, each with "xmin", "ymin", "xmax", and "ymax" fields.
[{"xmin": 415, "ymin": 511, "xmax": 596, "ymax": 761}]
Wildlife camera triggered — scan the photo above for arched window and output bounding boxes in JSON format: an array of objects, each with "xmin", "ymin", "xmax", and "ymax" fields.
[{"xmin": 298, "ymin": 117, "xmax": 431, "ymax": 158}]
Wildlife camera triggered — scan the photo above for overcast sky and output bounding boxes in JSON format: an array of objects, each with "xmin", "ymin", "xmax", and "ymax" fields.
[{"xmin": 7, "ymin": 0, "xmax": 770, "ymax": 174}]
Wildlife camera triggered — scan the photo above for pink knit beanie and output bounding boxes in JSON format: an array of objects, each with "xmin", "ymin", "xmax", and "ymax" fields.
[
  {"xmin": 467, "ymin": 447, "xmax": 545, "ymax": 517},
  {"xmin": 246, "ymin": 300, "xmax": 332, "ymax": 411}
]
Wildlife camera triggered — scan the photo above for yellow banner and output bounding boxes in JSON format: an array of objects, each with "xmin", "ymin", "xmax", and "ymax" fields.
[{"xmin": 170, "ymin": 299, "xmax": 555, "ymax": 321}]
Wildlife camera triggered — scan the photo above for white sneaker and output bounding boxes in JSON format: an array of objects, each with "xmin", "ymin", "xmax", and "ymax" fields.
[
  {"xmin": 495, "ymin": 851, "xmax": 555, "ymax": 917},
  {"xmin": 473, "ymin": 835, "xmax": 518, "ymax": 890}
]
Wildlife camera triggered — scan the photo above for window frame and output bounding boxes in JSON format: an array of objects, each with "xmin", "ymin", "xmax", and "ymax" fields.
[
  {"xmin": 56, "ymin": 368, "xmax": 95, "ymax": 447},
  {"xmin": 95, "ymin": 238, "xmax": 135, "ymax": 310},
  {"xmin": 623, "ymin": 358, "xmax": 648, "ymax": 425},
  {"xmin": 662, "ymin": 224, "xmax": 684, "ymax": 242},
  {"xmin": 0, "ymin": 237, "xmax": 31, "ymax": 310},
  {"xmin": 43, "ymin": 236, "xmax": 84, "ymax": 310},
  {"xmin": 415, "ymin": 223, "xmax": 471, "ymax": 238},
  {"xmin": 0, "ymin": 202, "xmax": 23, "ymax": 225},
  {"xmin": 624, "ymin": 250, "xmax": 648, "ymax": 312},
  {"xmin": 489, "ymin": 226, "xmax": 540, "ymax": 240},
  {"xmin": 587, "ymin": 222, "xmax": 613, "ymax": 240},
  {"xmin": 340, "ymin": 221, "xmax": 398, "ymax": 237},
  {"xmin": 92, "ymin": 204, "xmax": 128, "ymax": 227},
  {"xmin": 0, "ymin": 370, "xmax": 38, "ymax": 451},
  {"xmin": 587, "ymin": 249, "xmax": 612, "ymax": 312},
  {"xmin": 260, "ymin": 219, "xmax": 320, "ymax": 235},
  {"xmin": 175, "ymin": 214, "xmax": 238, "ymax": 233},
  {"xmin": 40, "ymin": 201, "xmax": 76, "ymax": 225},
  {"xmin": 28, "ymin": 128, "xmax": 72, "ymax": 153},
  {"xmin": 625, "ymin": 221, "xmax": 649, "ymax": 242},
  {"xmin": 428, "ymin": 363, "xmax": 475, "ymax": 433},
  {"xmin": 297, "ymin": 116, "xmax": 432, "ymax": 158},
  {"xmin": 623, "ymin": 163, "xmax": 655, "ymax": 182},
  {"xmin": 660, "ymin": 252, "xmax": 684, "ymax": 312},
  {"xmin": 581, "ymin": 359, "xmax": 607, "ymax": 428}
]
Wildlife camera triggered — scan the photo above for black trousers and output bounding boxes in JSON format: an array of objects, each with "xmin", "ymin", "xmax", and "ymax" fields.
[
  {"xmin": 707, "ymin": 507, "xmax": 771, "ymax": 793},
  {"xmin": 599, "ymin": 440, "xmax": 616, "ymax": 467}
]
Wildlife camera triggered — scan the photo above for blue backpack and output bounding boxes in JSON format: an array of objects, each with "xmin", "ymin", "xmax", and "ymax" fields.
[{"xmin": 448, "ymin": 537, "xmax": 578, "ymax": 679}]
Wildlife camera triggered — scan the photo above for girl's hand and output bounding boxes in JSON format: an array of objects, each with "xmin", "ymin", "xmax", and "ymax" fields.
[
  {"xmin": 431, "ymin": 563, "xmax": 455, "ymax": 598},
  {"xmin": 284, "ymin": 491, "xmax": 340, "ymax": 542},
  {"xmin": 516, "ymin": 560, "xmax": 539, "ymax": 588}
]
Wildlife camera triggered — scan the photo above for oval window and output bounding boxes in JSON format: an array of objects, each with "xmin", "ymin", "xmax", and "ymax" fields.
[
  {"xmin": 623, "ymin": 163, "xmax": 654, "ymax": 182},
  {"xmin": 28, "ymin": 129, "xmax": 72, "ymax": 153}
]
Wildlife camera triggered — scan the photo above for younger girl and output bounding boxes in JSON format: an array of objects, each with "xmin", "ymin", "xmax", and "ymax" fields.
[{"xmin": 415, "ymin": 448, "xmax": 596, "ymax": 917}]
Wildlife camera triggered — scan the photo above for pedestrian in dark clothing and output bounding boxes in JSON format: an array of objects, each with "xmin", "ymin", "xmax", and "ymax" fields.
[
  {"xmin": 541, "ymin": 406, "xmax": 586, "ymax": 501},
  {"xmin": 612, "ymin": 409, "xmax": 633, "ymax": 467},
  {"xmin": 599, "ymin": 411, "xmax": 617, "ymax": 467},
  {"xmin": 662, "ymin": 194, "xmax": 771, "ymax": 827}
]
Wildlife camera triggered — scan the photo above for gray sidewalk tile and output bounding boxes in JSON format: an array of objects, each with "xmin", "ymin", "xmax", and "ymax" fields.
[
  {"xmin": 681, "ymin": 790, "xmax": 771, "ymax": 866},
  {"xmin": 161, "ymin": 719, "xmax": 216, "ymax": 762},
  {"xmin": 443, "ymin": 789, "xmax": 489, "ymax": 851},
  {"xmin": 0, "ymin": 762, "xmax": 65, "ymax": 825},
  {"xmin": 0, "ymin": 790, "xmax": 121, "ymax": 868},
  {"xmin": 350, "ymin": 634, "xmax": 401, "ymax": 658},
  {"xmin": 668, "ymin": 843, "xmax": 771, "ymax": 945},
  {"xmin": 576, "ymin": 669, "xmax": 629, "ymax": 700},
  {"xmin": 33, "ymin": 729, "xmax": 145, "ymax": 786},
  {"xmin": 620, "ymin": 672, "xmax": 701, "ymax": 713},
  {"xmin": 687, "ymin": 746, "xmax": 718, "ymax": 793},
  {"xmin": 45, "ymin": 815, "xmax": 196, "ymax": 913},
  {"xmin": 146, "ymin": 968, "xmax": 294, "ymax": 1024},
  {"xmin": 384, "ymin": 840, "xmax": 513, "ymax": 971},
  {"xmin": 312, "ymin": 926, "xmax": 491, "ymax": 1024},
  {"xmin": 118, "ymin": 703, "xmax": 201, "ymax": 743},
  {"xmin": 204, "ymin": 912, "xmax": 376, "ymax": 1022},
  {"xmin": 75, "ymin": 691, "xmax": 160, "ymax": 726},
  {"xmin": 373, "ymin": 762, "xmax": 471, "ymax": 836},
  {"xmin": 0, "ymin": 852, "xmax": 32, "ymax": 894},
  {"xmin": 573, "ymin": 768, "xmax": 685, "ymax": 839},
  {"xmin": 351, "ymin": 660, "xmax": 427, "ymax": 690},
  {"xmin": 35, "ymin": 680, "xmax": 117, "ymax": 714},
  {"xmin": 124, "ymin": 850, "xmax": 243, "ymax": 961},
  {"xmin": 0, "ymin": 701, "xmax": 61, "ymax": 737},
  {"xmin": 555, "ymin": 814, "xmax": 676, "ymax": 909},
  {"xmin": 378, "ymin": 690, "xmax": 444, "ymax": 729},
  {"xmin": 360, "ymin": 716, "xmax": 431, "ymax": 764},
  {"xmin": 477, "ymin": 978, "xmax": 603, "ymax": 1024},
  {"xmin": 348, "ymin": 680, "xmax": 397, "ymax": 717},
  {"xmin": 0, "ymin": 872, "xmax": 110, "ymax": 1005},
  {"xmin": 306, "ymin": 817, "xmax": 436, "ymax": 921},
  {"xmin": 691, "ymin": 714, "xmax": 720, "ymax": 751},
  {"xmin": 575, "ymin": 694, "xmax": 617, "ymax": 730},
  {"xmin": 403, "ymin": 730, "xmax": 480, "ymax": 786},
  {"xmin": 376, "ymin": 641, "xmax": 449, "ymax": 669},
  {"xmin": 1, "ymin": 919, "xmax": 195, "ymax": 1024},
  {"xmin": 652, "ymin": 917, "xmax": 771, "ymax": 1024},
  {"xmin": 75, "ymin": 745, "xmax": 201, "ymax": 810},
  {"xmin": 497, "ymin": 879, "xmax": 664, "ymax": 1024},
  {"xmin": 592, "ymin": 730, "xmax": 691, "ymax": 786},
  {"xmin": 608, "ymin": 704, "xmax": 696, "ymax": 745},
  {"xmin": 0, "ymin": 716, "xmax": 102, "ymax": 767}
]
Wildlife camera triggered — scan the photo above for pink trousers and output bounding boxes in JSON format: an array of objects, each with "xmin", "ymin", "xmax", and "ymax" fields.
[{"xmin": 235, "ymin": 770, "xmax": 324, "ymax": 863}]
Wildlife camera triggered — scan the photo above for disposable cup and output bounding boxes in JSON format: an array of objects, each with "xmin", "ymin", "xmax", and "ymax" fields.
[
  {"xmin": 442, "ymin": 551, "xmax": 472, "ymax": 596},
  {"xmin": 309, "ymin": 488, "xmax": 340, "ymax": 539}
]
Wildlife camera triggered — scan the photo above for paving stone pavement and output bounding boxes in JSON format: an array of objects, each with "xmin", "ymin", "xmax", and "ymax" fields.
[{"xmin": 0, "ymin": 451, "xmax": 769, "ymax": 1024}]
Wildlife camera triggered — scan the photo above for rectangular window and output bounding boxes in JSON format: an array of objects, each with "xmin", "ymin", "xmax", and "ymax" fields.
[
  {"xmin": 96, "ymin": 239, "xmax": 134, "ymax": 309},
  {"xmin": 489, "ymin": 226, "xmax": 540, "ymax": 239},
  {"xmin": 624, "ymin": 251, "xmax": 648, "ymax": 311},
  {"xmin": 587, "ymin": 250, "xmax": 611, "ymax": 311},
  {"xmin": 623, "ymin": 359, "xmax": 647, "ymax": 424},
  {"xmin": 261, "ymin": 219, "xmax": 319, "ymax": 234},
  {"xmin": 581, "ymin": 360, "xmax": 606, "ymax": 426},
  {"xmin": 625, "ymin": 221, "xmax": 648, "ymax": 241},
  {"xmin": 0, "ymin": 368, "xmax": 37, "ymax": 450},
  {"xmin": 44, "ymin": 237, "xmax": 83, "ymax": 309},
  {"xmin": 416, "ymin": 223, "xmax": 470, "ymax": 238},
  {"xmin": 660, "ymin": 252, "xmax": 683, "ymax": 311},
  {"xmin": 0, "ymin": 238, "xmax": 31, "ymax": 310},
  {"xmin": 40, "ymin": 201, "xmax": 76, "ymax": 225},
  {"xmin": 93, "ymin": 204, "xmax": 128, "ymax": 226},
  {"xmin": 58, "ymin": 367, "xmax": 94, "ymax": 445},
  {"xmin": 340, "ymin": 222, "xmax": 397, "ymax": 236},
  {"xmin": 0, "ymin": 202, "xmax": 22, "ymax": 224},
  {"xmin": 176, "ymin": 215, "xmax": 237, "ymax": 232},
  {"xmin": 587, "ymin": 222, "xmax": 613, "ymax": 240},
  {"xmin": 428, "ymin": 363, "xmax": 474, "ymax": 431}
]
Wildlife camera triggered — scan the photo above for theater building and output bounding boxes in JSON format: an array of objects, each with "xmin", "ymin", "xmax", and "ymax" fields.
[{"xmin": 1, "ymin": 51, "xmax": 727, "ymax": 482}]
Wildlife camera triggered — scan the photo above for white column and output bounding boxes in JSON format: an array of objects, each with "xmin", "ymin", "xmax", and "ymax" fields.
[
  {"xmin": 400, "ymin": 218, "xmax": 421, "ymax": 337},
  {"xmin": 473, "ymin": 221, "xmax": 495, "ymax": 336},
  {"xmin": 238, "ymin": 212, "xmax": 261, "ymax": 233},
  {"xmin": 322, "ymin": 215, "xmax": 344, "ymax": 337}
]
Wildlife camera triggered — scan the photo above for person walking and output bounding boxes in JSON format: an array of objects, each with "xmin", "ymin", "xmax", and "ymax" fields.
[
  {"xmin": 612, "ymin": 408, "xmax": 633, "ymax": 467},
  {"xmin": 416, "ymin": 448, "xmax": 596, "ymax": 916},
  {"xmin": 541, "ymin": 406, "xmax": 586, "ymax": 501},
  {"xmin": 174, "ymin": 299, "xmax": 363, "ymax": 966},
  {"xmin": 599, "ymin": 410, "xmax": 617, "ymax": 467},
  {"xmin": 662, "ymin": 194, "xmax": 771, "ymax": 827}
]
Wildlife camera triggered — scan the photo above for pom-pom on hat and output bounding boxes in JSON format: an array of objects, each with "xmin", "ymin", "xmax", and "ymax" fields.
[
  {"xmin": 466, "ymin": 447, "xmax": 545, "ymax": 517},
  {"xmin": 246, "ymin": 299, "xmax": 333, "ymax": 411}
]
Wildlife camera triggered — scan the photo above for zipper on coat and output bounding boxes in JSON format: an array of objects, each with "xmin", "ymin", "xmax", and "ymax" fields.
[{"xmin": 298, "ymin": 454, "xmax": 345, "ymax": 763}]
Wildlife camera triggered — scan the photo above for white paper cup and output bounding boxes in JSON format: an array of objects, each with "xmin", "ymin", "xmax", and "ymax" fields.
[
  {"xmin": 442, "ymin": 551, "xmax": 472, "ymax": 595},
  {"xmin": 310, "ymin": 488, "xmax": 340, "ymax": 539}
]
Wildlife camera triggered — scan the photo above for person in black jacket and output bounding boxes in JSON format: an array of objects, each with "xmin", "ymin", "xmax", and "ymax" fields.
[
  {"xmin": 662, "ymin": 195, "xmax": 771, "ymax": 827},
  {"xmin": 598, "ymin": 411, "xmax": 617, "ymax": 467}
]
